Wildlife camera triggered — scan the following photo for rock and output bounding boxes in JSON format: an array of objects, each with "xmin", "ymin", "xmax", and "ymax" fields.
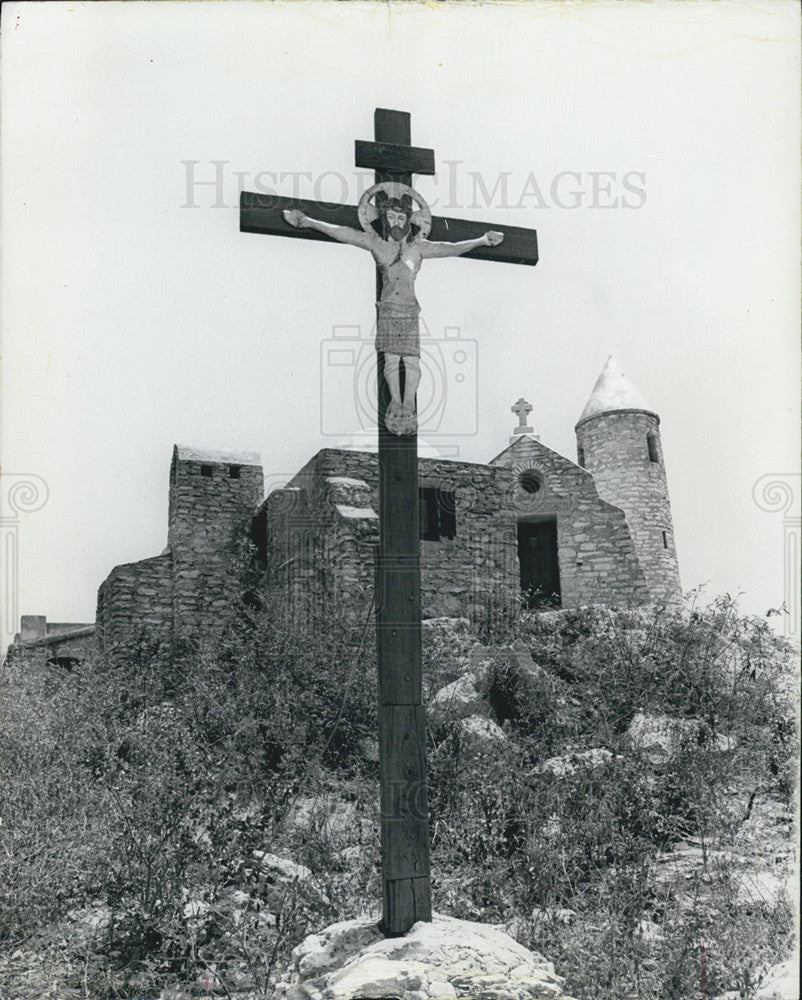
[
  {"xmin": 359, "ymin": 737, "xmax": 380, "ymax": 762},
  {"xmin": 464, "ymin": 640, "xmax": 544, "ymax": 691},
  {"xmin": 754, "ymin": 956, "xmax": 800, "ymax": 999},
  {"xmin": 252, "ymin": 851, "xmax": 312, "ymax": 882},
  {"xmin": 183, "ymin": 897, "xmax": 211, "ymax": 919},
  {"xmin": 626, "ymin": 712, "xmax": 699, "ymax": 765},
  {"xmin": 284, "ymin": 794, "xmax": 365, "ymax": 839},
  {"xmin": 464, "ymin": 642, "xmax": 496, "ymax": 688},
  {"xmin": 735, "ymin": 868, "xmax": 786, "ymax": 909},
  {"xmin": 460, "ymin": 715, "xmax": 507, "ymax": 742},
  {"xmin": 292, "ymin": 915, "xmax": 383, "ymax": 978},
  {"xmin": 712, "ymin": 732, "xmax": 737, "ymax": 752},
  {"xmin": 538, "ymin": 748, "xmax": 613, "ymax": 778},
  {"xmin": 625, "ymin": 712, "xmax": 736, "ymax": 765},
  {"xmin": 502, "ymin": 638, "xmax": 543, "ymax": 687},
  {"xmin": 327, "ymin": 956, "xmax": 430, "ymax": 997},
  {"xmin": 279, "ymin": 912, "xmax": 570, "ymax": 1000},
  {"xmin": 431, "ymin": 672, "xmax": 492, "ymax": 720},
  {"xmin": 636, "ymin": 919, "xmax": 664, "ymax": 944},
  {"xmin": 64, "ymin": 901, "xmax": 112, "ymax": 950},
  {"xmin": 66, "ymin": 901, "xmax": 112, "ymax": 932}
]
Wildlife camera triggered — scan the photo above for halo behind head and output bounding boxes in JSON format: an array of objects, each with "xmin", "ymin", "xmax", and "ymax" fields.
[{"xmin": 358, "ymin": 181, "xmax": 432, "ymax": 239}]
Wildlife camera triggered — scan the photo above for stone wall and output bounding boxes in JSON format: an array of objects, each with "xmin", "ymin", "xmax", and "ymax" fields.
[
  {"xmin": 95, "ymin": 447, "xmax": 265, "ymax": 660},
  {"xmin": 89, "ymin": 419, "xmax": 676, "ymax": 662},
  {"xmin": 6, "ymin": 615, "xmax": 95, "ymax": 670},
  {"xmin": 491, "ymin": 435, "xmax": 651, "ymax": 607},
  {"xmin": 575, "ymin": 411, "xmax": 681, "ymax": 603},
  {"xmin": 266, "ymin": 449, "xmax": 519, "ymax": 618},
  {"xmin": 168, "ymin": 447, "xmax": 264, "ymax": 640},
  {"xmin": 96, "ymin": 553, "xmax": 173, "ymax": 659}
]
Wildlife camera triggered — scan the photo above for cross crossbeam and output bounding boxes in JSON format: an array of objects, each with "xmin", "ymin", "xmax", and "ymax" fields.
[
  {"xmin": 240, "ymin": 192, "xmax": 539, "ymax": 266},
  {"xmin": 512, "ymin": 397, "xmax": 534, "ymax": 426},
  {"xmin": 354, "ymin": 138, "xmax": 436, "ymax": 176}
]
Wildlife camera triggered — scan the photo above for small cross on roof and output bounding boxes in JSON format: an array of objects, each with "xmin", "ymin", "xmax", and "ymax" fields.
[
  {"xmin": 512, "ymin": 397, "xmax": 533, "ymax": 430},
  {"xmin": 510, "ymin": 397, "xmax": 538, "ymax": 443}
]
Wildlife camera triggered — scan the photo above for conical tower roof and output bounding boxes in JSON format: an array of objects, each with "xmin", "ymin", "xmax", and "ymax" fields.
[{"xmin": 576, "ymin": 356, "xmax": 656, "ymax": 427}]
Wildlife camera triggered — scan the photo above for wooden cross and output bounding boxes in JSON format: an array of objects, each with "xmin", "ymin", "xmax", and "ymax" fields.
[{"xmin": 240, "ymin": 108, "xmax": 538, "ymax": 937}]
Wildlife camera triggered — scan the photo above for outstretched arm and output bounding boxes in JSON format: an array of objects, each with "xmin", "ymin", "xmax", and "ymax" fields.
[
  {"xmin": 283, "ymin": 209, "xmax": 374, "ymax": 250},
  {"xmin": 419, "ymin": 231, "xmax": 504, "ymax": 259}
]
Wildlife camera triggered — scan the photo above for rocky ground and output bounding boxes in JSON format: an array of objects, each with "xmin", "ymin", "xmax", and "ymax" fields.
[
  {"xmin": 277, "ymin": 912, "xmax": 575, "ymax": 1000},
  {"xmin": 1, "ymin": 611, "xmax": 797, "ymax": 1000}
]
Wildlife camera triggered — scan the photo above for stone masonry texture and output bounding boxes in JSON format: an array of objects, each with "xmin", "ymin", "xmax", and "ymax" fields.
[
  {"xmin": 490, "ymin": 436, "xmax": 651, "ymax": 608},
  {"xmin": 96, "ymin": 447, "xmax": 264, "ymax": 660},
  {"xmin": 91, "ymin": 404, "xmax": 682, "ymax": 660},
  {"xmin": 264, "ymin": 449, "xmax": 519, "ymax": 619},
  {"xmin": 575, "ymin": 410, "xmax": 681, "ymax": 603}
]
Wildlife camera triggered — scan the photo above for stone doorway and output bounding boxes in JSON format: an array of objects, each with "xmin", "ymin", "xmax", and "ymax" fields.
[{"xmin": 517, "ymin": 519, "xmax": 561, "ymax": 608}]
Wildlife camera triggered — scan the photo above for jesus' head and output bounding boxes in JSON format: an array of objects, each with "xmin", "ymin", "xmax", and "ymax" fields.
[{"xmin": 381, "ymin": 198, "xmax": 412, "ymax": 242}]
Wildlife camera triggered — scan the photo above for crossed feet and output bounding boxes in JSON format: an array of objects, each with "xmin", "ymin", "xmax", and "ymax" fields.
[{"xmin": 385, "ymin": 402, "xmax": 417, "ymax": 436}]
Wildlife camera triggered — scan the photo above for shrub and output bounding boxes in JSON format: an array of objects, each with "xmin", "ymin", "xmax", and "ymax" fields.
[{"xmin": 0, "ymin": 591, "xmax": 795, "ymax": 999}]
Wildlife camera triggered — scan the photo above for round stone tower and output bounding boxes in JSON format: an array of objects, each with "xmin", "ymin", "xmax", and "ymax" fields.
[{"xmin": 575, "ymin": 357, "xmax": 681, "ymax": 603}]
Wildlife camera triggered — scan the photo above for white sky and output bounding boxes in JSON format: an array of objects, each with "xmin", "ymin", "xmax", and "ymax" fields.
[{"xmin": 1, "ymin": 0, "xmax": 799, "ymax": 645}]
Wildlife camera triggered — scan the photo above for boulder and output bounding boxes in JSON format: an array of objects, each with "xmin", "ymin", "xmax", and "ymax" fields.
[
  {"xmin": 276, "ymin": 912, "xmax": 575, "ymax": 1000},
  {"xmin": 430, "ymin": 640, "xmax": 551, "ymax": 726},
  {"xmin": 464, "ymin": 642, "xmax": 496, "ymax": 689},
  {"xmin": 754, "ymin": 956, "xmax": 800, "ymax": 999},
  {"xmin": 63, "ymin": 901, "xmax": 112, "ymax": 950},
  {"xmin": 460, "ymin": 715, "xmax": 507, "ymax": 742},
  {"xmin": 501, "ymin": 639, "xmax": 544, "ymax": 688},
  {"xmin": 538, "ymin": 748, "xmax": 613, "ymax": 778},
  {"xmin": 252, "ymin": 851, "xmax": 312, "ymax": 882},
  {"xmin": 625, "ymin": 712, "xmax": 699, "ymax": 765},
  {"xmin": 431, "ymin": 672, "xmax": 492, "ymax": 720},
  {"xmin": 291, "ymin": 915, "xmax": 383, "ymax": 979},
  {"xmin": 464, "ymin": 640, "xmax": 544, "ymax": 692},
  {"xmin": 626, "ymin": 712, "xmax": 737, "ymax": 765},
  {"xmin": 284, "ymin": 794, "xmax": 368, "ymax": 840},
  {"xmin": 735, "ymin": 868, "xmax": 786, "ymax": 909}
]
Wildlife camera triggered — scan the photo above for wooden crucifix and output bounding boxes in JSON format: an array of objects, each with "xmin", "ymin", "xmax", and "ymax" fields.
[{"xmin": 240, "ymin": 108, "xmax": 538, "ymax": 937}]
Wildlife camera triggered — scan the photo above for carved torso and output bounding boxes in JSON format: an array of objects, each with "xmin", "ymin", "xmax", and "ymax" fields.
[{"xmin": 371, "ymin": 237, "xmax": 423, "ymax": 307}]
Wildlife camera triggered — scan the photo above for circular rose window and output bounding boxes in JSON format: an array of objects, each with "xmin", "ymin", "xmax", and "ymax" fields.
[{"xmin": 518, "ymin": 470, "xmax": 543, "ymax": 494}]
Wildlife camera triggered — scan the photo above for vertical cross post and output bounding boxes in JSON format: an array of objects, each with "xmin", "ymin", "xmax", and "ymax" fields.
[
  {"xmin": 239, "ymin": 107, "xmax": 538, "ymax": 938},
  {"xmin": 373, "ymin": 108, "xmax": 431, "ymax": 936}
]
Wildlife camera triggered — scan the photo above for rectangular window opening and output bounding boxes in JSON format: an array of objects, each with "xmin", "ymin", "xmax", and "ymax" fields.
[
  {"xmin": 229, "ymin": 465, "xmax": 241, "ymax": 479},
  {"xmin": 200, "ymin": 465, "xmax": 213, "ymax": 478},
  {"xmin": 419, "ymin": 487, "xmax": 456, "ymax": 542},
  {"xmin": 662, "ymin": 530, "xmax": 669, "ymax": 549}
]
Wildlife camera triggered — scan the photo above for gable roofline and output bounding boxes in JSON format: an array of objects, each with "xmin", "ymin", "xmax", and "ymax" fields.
[{"xmin": 487, "ymin": 434, "xmax": 584, "ymax": 470}]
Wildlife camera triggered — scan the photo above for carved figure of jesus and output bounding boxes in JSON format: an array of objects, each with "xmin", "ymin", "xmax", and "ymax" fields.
[{"xmin": 284, "ymin": 183, "xmax": 503, "ymax": 435}]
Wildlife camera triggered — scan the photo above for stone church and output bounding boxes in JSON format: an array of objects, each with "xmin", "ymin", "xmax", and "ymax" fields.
[{"xmin": 10, "ymin": 358, "xmax": 682, "ymax": 664}]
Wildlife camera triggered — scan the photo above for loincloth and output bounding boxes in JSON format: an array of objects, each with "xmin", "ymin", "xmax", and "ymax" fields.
[{"xmin": 375, "ymin": 301, "xmax": 420, "ymax": 357}]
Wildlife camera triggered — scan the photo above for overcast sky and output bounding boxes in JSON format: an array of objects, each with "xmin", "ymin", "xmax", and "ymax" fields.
[{"xmin": 1, "ymin": 0, "xmax": 799, "ymax": 646}]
